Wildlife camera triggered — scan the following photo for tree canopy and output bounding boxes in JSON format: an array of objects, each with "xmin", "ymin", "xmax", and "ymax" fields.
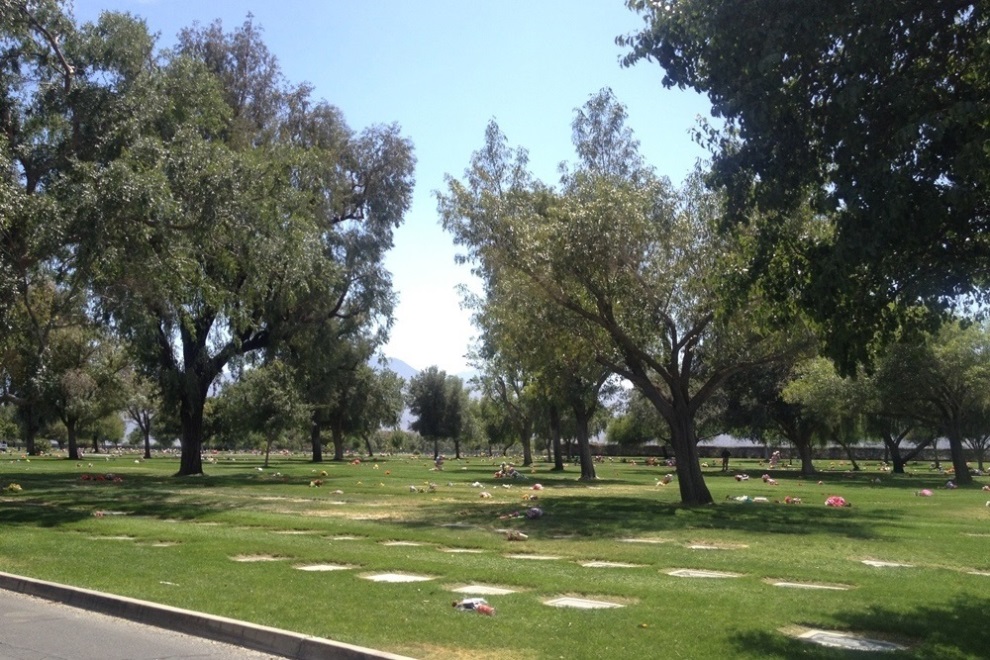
[
  {"xmin": 0, "ymin": 5, "xmax": 414, "ymax": 473},
  {"xmin": 622, "ymin": 1, "xmax": 990, "ymax": 368},
  {"xmin": 441, "ymin": 90, "xmax": 807, "ymax": 504}
]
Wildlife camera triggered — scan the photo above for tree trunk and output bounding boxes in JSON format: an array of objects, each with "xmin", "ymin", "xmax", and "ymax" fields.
[
  {"xmin": 67, "ymin": 420, "xmax": 80, "ymax": 461},
  {"xmin": 666, "ymin": 413, "xmax": 713, "ymax": 506},
  {"xmin": 143, "ymin": 429, "xmax": 152, "ymax": 460},
  {"xmin": 835, "ymin": 438, "xmax": 860, "ymax": 470},
  {"xmin": 453, "ymin": 437, "xmax": 461, "ymax": 460},
  {"xmin": 946, "ymin": 421, "xmax": 972, "ymax": 484},
  {"xmin": 177, "ymin": 388, "xmax": 206, "ymax": 476},
  {"xmin": 890, "ymin": 449, "xmax": 906, "ymax": 474},
  {"xmin": 884, "ymin": 435, "xmax": 931, "ymax": 474},
  {"xmin": 573, "ymin": 407, "xmax": 597, "ymax": 481},
  {"xmin": 263, "ymin": 435, "xmax": 273, "ymax": 468},
  {"xmin": 23, "ymin": 404, "xmax": 39, "ymax": 456},
  {"xmin": 310, "ymin": 418, "xmax": 323, "ymax": 462},
  {"xmin": 433, "ymin": 436, "xmax": 440, "ymax": 461},
  {"xmin": 364, "ymin": 435, "xmax": 375, "ymax": 457},
  {"xmin": 520, "ymin": 420, "xmax": 533, "ymax": 466},
  {"xmin": 549, "ymin": 406, "xmax": 565, "ymax": 471},
  {"xmin": 91, "ymin": 434, "xmax": 100, "ymax": 454},
  {"xmin": 331, "ymin": 420, "xmax": 345, "ymax": 461}
]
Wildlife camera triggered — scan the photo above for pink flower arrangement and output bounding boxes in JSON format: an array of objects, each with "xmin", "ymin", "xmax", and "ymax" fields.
[
  {"xmin": 916, "ymin": 489, "xmax": 933, "ymax": 497},
  {"xmin": 825, "ymin": 495, "xmax": 850, "ymax": 507}
]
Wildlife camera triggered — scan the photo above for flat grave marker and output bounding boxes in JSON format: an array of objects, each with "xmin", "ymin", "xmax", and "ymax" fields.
[
  {"xmin": 382, "ymin": 541, "xmax": 426, "ymax": 547},
  {"xmin": 230, "ymin": 554, "xmax": 286, "ymax": 562},
  {"xmin": 771, "ymin": 581, "xmax": 851, "ymax": 591},
  {"xmin": 450, "ymin": 585, "xmax": 518, "ymax": 595},
  {"xmin": 580, "ymin": 561, "xmax": 644, "ymax": 568},
  {"xmin": 667, "ymin": 569, "xmax": 742, "ymax": 578},
  {"xmin": 793, "ymin": 628, "xmax": 908, "ymax": 652},
  {"xmin": 544, "ymin": 597, "xmax": 625, "ymax": 609},
  {"xmin": 861, "ymin": 560, "xmax": 914, "ymax": 568},
  {"xmin": 361, "ymin": 572, "xmax": 434, "ymax": 583}
]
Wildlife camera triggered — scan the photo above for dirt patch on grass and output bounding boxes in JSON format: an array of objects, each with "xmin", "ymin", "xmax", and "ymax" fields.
[
  {"xmin": 295, "ymin": 508, "xmax": 412, "ymax": 522},
  {"xmin": 398, "ymin": 643, "xmax": 539, "ymax": 660}
]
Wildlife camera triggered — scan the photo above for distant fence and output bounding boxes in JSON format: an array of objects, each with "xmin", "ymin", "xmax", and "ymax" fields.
[{"xmin": 592, "ymin": 443, "xmax": 980, "ymax": 463}]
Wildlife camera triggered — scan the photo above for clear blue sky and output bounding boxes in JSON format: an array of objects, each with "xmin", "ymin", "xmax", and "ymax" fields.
[{"xmin": 72, "ymin": 1, "xmax": 713, "ymax": 376}]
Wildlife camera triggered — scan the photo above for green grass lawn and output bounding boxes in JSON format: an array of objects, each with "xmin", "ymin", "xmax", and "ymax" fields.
[{"xmin": 1, "ymin": 451, "xmax": 988, "ymax": 659}]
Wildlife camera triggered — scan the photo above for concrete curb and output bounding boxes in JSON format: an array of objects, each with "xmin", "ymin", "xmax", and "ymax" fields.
[{"xmin": 0, "ymin": 572, "xmax": 415, "ymax": 660}]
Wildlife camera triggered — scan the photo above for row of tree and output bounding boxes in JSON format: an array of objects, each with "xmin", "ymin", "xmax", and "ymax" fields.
[
  {"xmin": 0, "ymin": 2, "xmax": 414, "ymax": 473},
  {"xmin": 432, "ymin": 2, "xmax": 990, "ymax": 504},
  {"xmin": 4, "ymin": 2, "xmax": 987, "ymax": 505}
]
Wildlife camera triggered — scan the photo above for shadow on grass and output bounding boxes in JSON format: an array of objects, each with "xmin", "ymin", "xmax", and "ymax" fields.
[
  {"xmin": 405, "ymin": 495, "xmax": 894, "ymax": 540},
  {"xmin": 0, "ymin": 470, "xmax": 292, "ymax": 527},
  {"xmin": 729, "ymin": 595, "xmax": 990, "ymax": 659}
]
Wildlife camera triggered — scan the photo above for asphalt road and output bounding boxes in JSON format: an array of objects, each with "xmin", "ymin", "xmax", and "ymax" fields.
[{"xmin": 0, "ymin": 589, "xmax": 280, "ymax": 660}]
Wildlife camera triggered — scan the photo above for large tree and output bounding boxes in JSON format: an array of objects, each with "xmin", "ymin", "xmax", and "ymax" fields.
[
  {"xmin": 214, "ymin": 360, "xmax": 308, "ymax": 468},
  {"xmin": 441, "ymin": 90, "xmax": 804, "ymax": 505},
  {"xmin": 407, "ymin": 366, "xmax": 469, "ymax": 460},
  {"xmin": 40, "ymin": 323, "xmax": 126, "ymax": 460},
  {"xmin": 873, "ymin": 321, "xmax": 990, "ymax": 484},
  {"xmin": 0, "ymin": 2, "xmax": 127, "ymax": 454},
  {"xmin": 622, "ymin": 1, "xmax": 990, "ymax": 368},
  {"xmin": 86, "ymin": 17, "xmax": 413, "ymax": 476}
]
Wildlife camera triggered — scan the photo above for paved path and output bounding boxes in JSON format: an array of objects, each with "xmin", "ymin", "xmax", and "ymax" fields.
[
  {"xmin": 0, "ymin": 589, "xmax": 278, "ymax": 660},
  {"xmin": 0, "ymin": 572, "xmax": 412, "ymax": 660}
]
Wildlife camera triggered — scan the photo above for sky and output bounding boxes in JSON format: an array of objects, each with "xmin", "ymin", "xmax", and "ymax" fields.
[{"xmin": 71, "ymin": 0, "xmax": 714, "ymax": 376}]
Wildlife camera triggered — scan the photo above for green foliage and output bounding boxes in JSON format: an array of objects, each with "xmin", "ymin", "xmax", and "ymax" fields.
[
  {"xmin": 214, "ymin": 361, "xmax": 308, "ymax": 448},
  {"xmin": 622, "ymin": 1, "xmax": 990, "ymax": 368},
  {"xmin": 406, "ymin": 367, "xmax": 469, "ymax": 451},
  {"xmin": 606, "ymin": 389, "xmax": 666, "ymax": 447},
  {"xmin": 440, "ymin": 90, "xmax": 807, "ymax": 503}
]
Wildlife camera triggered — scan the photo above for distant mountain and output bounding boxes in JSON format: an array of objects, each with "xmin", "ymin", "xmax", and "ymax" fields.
[
  {"xmin": 371, "ymin": 356, "xmax": 419, "ymax": 381},
  {"xmin": 372, "ymin": 357, "xmax": 477, "ymax": 385}
]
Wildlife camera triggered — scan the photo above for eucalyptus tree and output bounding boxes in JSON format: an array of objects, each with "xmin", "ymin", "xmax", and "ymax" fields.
[
  {"xmin": 85, "ymin": 17, "xmax": 414, "ymax": 476},
  {"xmin": 122, "ymin": 369, "xmax": 159, "ymax": 459},
  {"xmin": 720, "ymin": 359, "xmax": 821, "ymax": 475},
  {"xmin": 407, "ymin": 366, "xmax": 468, "ymax": 460},
  {"xmin": 360, "ymin": 366, "xmax": 406, "ymax": 457},
  {"xmin": 0, "ymin": 3, "xmax": 132, "ymax": 453},
  {"xmin": 622, "ymin": 1, "xmax": 990, "ymax": 370},
  {"xmin": 279, "ymin": 313, "xmax": 391, "ymax": 462},
  {"xmin": 309, "ymin": 348, "xmax": 404, "ymax": 461},
  {"xmin": 864, "ymin": 344, "xmax": 939, "ymax": 473},
  {"xmin": 213, "ymin": 360, "xmax": 308, "ymax": 468},
  {"xmin": 476, "ymin": 393, "xmax": 514, "ymax": 456},
  {"xmin": 874, "ymin": 321, "xmax": 990, "ymax": 484},
  {"xmin": 607, "ymin": 388, "xmax": 668, "ymax": 449},
  {"xmin": 440, "ymin": 90, "xmax": 804, "ymax": 505},
  {"xmin": 783, "ymin": 357, "xmax": 870, "ymax": 470},
  {"xmin": 468, "ymin": 274, "xmax": 613, "ymax": 477},
  {"xmin": 39, "ymin": 323, "xmax": 126, "ymax": 460},
  {"xmin": 472, "ymin": 355, "xmax": 538, "ymax": 466}
]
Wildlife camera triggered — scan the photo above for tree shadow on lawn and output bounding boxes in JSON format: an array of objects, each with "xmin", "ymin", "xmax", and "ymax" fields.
[
  {"xmin": 0, "ymin": 471, "xmax": 291, "ymax": 528},
  {"xmin": 407, "ymin": 496, "xmax": 895, "ymax": 540},
  {"xmin": 729, "ymin": 594, "xmax": 990, "ymax": 659}
]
